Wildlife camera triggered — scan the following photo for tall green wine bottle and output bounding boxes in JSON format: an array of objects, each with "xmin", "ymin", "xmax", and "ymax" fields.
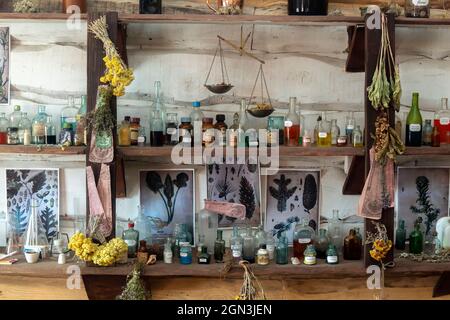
[{"xmin": 406, "ymin": 92, "xmax": 423, "ymax": 147}]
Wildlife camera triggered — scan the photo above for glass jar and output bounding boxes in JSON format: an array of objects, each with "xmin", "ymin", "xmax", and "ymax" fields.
[
  {"xmin": 174, "ymin": 223, "xmax": 188, "ymax": 258},
  {"xmin": 165, "ymin": 113, "xmax": 178, "ymax": 145},
  {"xmin": 130, "ymin": 117, "xmax": 141, "ymax": 146},
  {"xmin": 343, "ymin": 229, "xmax": 362, "ymax": 260},
  {"xmin": 256, "ymin": 244, "xmax": 269, "ymax": 265},
  {"xmin": 276, "ymin": 233, "xmax": 289, "ymax": 265},
  {"xmin": 315, "ymin": 229, "xmax": 329, "ymax": 259},
  {"xmin": 18, "ymin": 112, "xmax": 32, "ymax": 145},
  {"xmin": 395, "ymin": 219, "xmax": 407, "ymax": 250},
  {"xmin": 267, "ymin": 116, "xmax": 284, "ymax": 147},
  {"xmin": 284, "ymin": 97, "xmax": 300, "ymax": 146},
  {"xmin": 265, "ymin": 233, "xmax": 276, "ymax": 260},
  {"xmin": 293, "ymin": 218, "xmax": 316, "ymax": 260},
  {"xmin": 150, "ymin": 109, "xmax": 165, "ymax": 147},
  {"xmin": 337, "ymin": 135, "xmax": 348, "ymax": 147},
  {"xmin": 330, "ymin": 119, "xmax": 340, "ymax": 146},
  {"xmin": 179, "ymin": 243, "xmax": 193, "ymax": 265},
  {"xmin": 45, "ymin": 115, "xmax": 57, "ymax": 145},
  {"xmin": 345, "ymin": 112, "xmax": 355, "ymax": 144},
  {"xmin": 214, "ymin": 230, "xmax": 225, "ymax": 263},
  {"xmin": 32, "ymin": 105, "xmax": 48, "ymax": 145},
  {"xmin": 134, "ymin": 205, "xmax": 152, "ymax": 244},
  {"xmin": 197, "ymin": 207, "xmax": 218, "ymax": 255},
  {"xmin": 254, "ymin": 226, "xmax": 267, "ymax": 249},
  {"xmin": 138, "ymin": 127, "xmax": 147, "ymax": 146},
  {"xmin": 326, "ymin": 244, "xmax": 339, "ymax": 264},
  {"xmin": 214, "ymin": 114, "xmax": 227, "ymax": 147},
  {"xmin": 198, "ymin": 246, "xmax": 211, "ymax": 264},
  {"xmin": 7, "ymin": 128, "xmax": 19, "ymax": 145},
  {"xmin": 61, "ymin": 96, "xmax": 79, "ymax": 133},
  {"xmin": 302, "ymin": 129, "xmax": 312, "ymax": 147},
  {"xmin": 405, "ymin": 0, "xmax": 430, "ymax": 18},
  {"xmin": 9, "ymin": 105, "xmax": 22, "ymax": 130},
  {"xmin": 118, "ymin": 116, "xmax": 131, "ymax": 147},
  {"xmin": 179, "ymin": 117, "xmax": 193, "ymax": 146},
  {"xmin": 423, "ymin": 119, "xmax": 432, "ymax": 146},
  {"xmin": 317, "ymin": 118, "xmax": 331, "ymax": 147},
  {"xmin": 353, "ymin": 125, "xmax": 363, "ymax": 147},
  {"xmin": 242, "ymin": 226, "xmax": 256, "ymax": 263},
  {"xmin": 303, "ymin": 244, "xmax": 317, "ymax": 265},
  {"xmin": 202, "ymin": 117, "xmax": 215, "ymax": 147},
  {"xmin": 59, "ymin": 123, "xmax": 73, "ymax": 146}
]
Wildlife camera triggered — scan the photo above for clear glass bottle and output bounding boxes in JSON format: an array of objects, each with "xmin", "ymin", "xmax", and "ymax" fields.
[
  {"xmin": 255, "ymin": 226, "xmax": 267, "ymax": 249},
  {"xmin": 327, "ymin": 209, "xmax": 343, "ymax": 250},
  {"xmin": 406, "ymin": 92, "xmax": 423, "ymax": 147},
  {"xmin": 238, "ymin": 98, "xmax": 248, "ymax": 147},
  {"xmin": 190, "ymin": 101, "xmax": 204, "ymax": 123},
  {"xmin": 9, "ymin": 105, "xmax": 22, "ymax": 130},
  {"xmin": 122, "ymin": 221, "xmax": 139, "ymax": 258},
  {"xmin": 61, "ymin": 95, "xmax": 79, "ymax": 132},
  {"xmin": 32, "ymin": 105, "xmax": 48, "ymax": 145},
  {"xmin": 256, "ymin": 244, "xmax": 269, "ymax": 265},
  {"xmin": 315, "ymin": 228, "xmax": 329, "ymax": 259},
  {"xmin": 303, "ymin": 244, "xmax": 317, "ymax": 265},
  {"xmin": 284, "ymin": 97, "xmax": 300, "ymax": 146},
  {"xmin": 202, "ymin": 117, "xmax": 215, "ymax": 147},
  {"xmin": 352, "ymin": 125, "xmax": 363, "ymax": 147},
  {"xmin": 118, "ymin": 116, "xmax": 131, "ymax": 147},
  {"xmin": 265, "ymin": 232, "xmax": 276, "ymax": 260},
  {"xmin": 242, "ymin": 226, "xmax": 256, "ymax": 263},
  {"xmin": 135, "ymin": 205, "xmax": 152, "ymax": 244},
  {"xmin": 138, "ymin": 126, "xmax": 147, "ymax": 147},
  {"xmin": 18, "ymin": 112, "xmax": 32, "ymax": 145},
  {"xmin": 422, "ymin": 120, "xmax": 433, "ymax": 146},
  {"xmin": 151, "ymin": 81, "xmax": 167, "ymax": 133},
  {"xmin": 165, "ymin": 113, "xmax": 179, "ymax": 145},
  {"xmin": 198, "ymin": 246, "xmax": 211, "ymax": 264},
  {"xmin": 435, "ymin": 97, "xmax": 450, "ymax": 144},
  {"xmin": 317, "ymin": 113, "xmax": 331, "ymax": 147},
  {"xmin": 164, "ymin": 238, "xmax": 173, "ymax": 264},
  {"xmin": 150, "ymin": 109, "xmax": 165, "ymax": 147},
  {"xmin": 198, "ymin": 206, "xmax": 218, "ymax": 255},
  {"xmin": 326, "ymin": 244, "xmax": 339, "ymax": 264},
  {"xmin": 214, "ymin": 230, "xmax": 225, "ymax": 263},
  {"xmin": 230, "ymin": 226, "xmax": 243, "ymax": 261},
  {"xmin": 405, "ymin": 0, "xmax": 430, "ymax": 18},
  {"xmin": 179, "ymin": 243, "xmax": 193, "ymax": 265},
  {"xmin": 343, "ymin": 229, "xmax": 362, "ymax": 260},
  {"xmin": 228, "ymin": 113, "xmax": 239, "ymax": 147},
  {"xmin": 7, "ymin": 128, "xmax": 19, "ymax": 145},
  {"xmin": 74, "ymin": 95, "xmax": 87, "ymax": 146},
  {"xmin": 276, "ymin": 232, "xmax": 289, "ymax": 265},
  {"xmin": 330, "ymin": 119, "xmax": 340, "ymax": 146},
  {"xmin": 293, "ymin": 218, "xmax": 316, "ymax": 260},
  {"xmin": 345, "ymin": 112, "xmax": 355, "ymax": 144},
  {"xmin": 45, "ymin": 115, "xmax": 57, "ymax": 145},
  {"xmin": 0, "ymin": 113, "xmax": 10, "ymax": 145}
]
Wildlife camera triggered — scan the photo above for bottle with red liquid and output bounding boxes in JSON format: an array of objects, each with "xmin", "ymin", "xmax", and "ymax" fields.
[
  {"xmin": 0, "ymin": 113, "xmax": 9, "ymax": 144},
  {"xmin": 293, "ymin": 218, "xmax": 316, "ymax": 260},
  {"xmin": 284, "ymin": 97, "xmax": 300, "ymax": 146},
  {"xmin": 435, "ymin": 97, "xmax": 450, "ymax": 144}
]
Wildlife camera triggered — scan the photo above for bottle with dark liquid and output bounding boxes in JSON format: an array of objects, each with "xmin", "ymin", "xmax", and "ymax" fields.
[
  {"xmin": 288, "ymin": 0, "xmax": 328, "ymax": 15},
  {"xmin": 45, "ymin": 115, "xmax": 57, "ymax": 145},
  {"xmin": 150, "ymin": 109, "xmax": 164, "ymax": 146},
  {"xmin": 343, "ymin": 229, "xmax": 362, "ymax": 260},
  {"xmin": 406, "ymin": 92, "xmax": 423, "ymax": 147},
  {"xmin": 293, "ymin": 218, "xmax": 316, "ymax": 260}
]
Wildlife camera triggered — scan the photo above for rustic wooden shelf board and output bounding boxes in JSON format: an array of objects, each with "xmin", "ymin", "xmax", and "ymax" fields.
[
  {"xmin": 0, "ymin": 13, "xmax": 87, "ymax": 21},
  {"xmin": 402, "ymin": 146, "xmax": 450, "ymax": 156},
  {"xmin": 0, "ymin": 145, "xmax": 86, "ymax": 155},
  {"xmin": 395, "ymin": 17, "xmax": 450, "ymax": 26}
]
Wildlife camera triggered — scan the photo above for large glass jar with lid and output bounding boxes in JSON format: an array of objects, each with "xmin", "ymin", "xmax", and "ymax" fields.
[
  {"xmin": 405, "ymin": 0, "xmax": 430, "ymax": 18},
  {"xmin": 18, "ymin": 112, "xmax": 32, "ymax": 145},
  {"xmin": 293, "ymin": 218, "xmax": 316, "ymax": 259},
  {"xmin": 61, "ymin": 95, "xmax": 79, "ymax": 132},
  {"xmin": 32, "ymin": 105, "xmax": 48, "ymax": 145},
  {"xmin": 197, "ymin": 205, "xmax": 218, "ymax": 255}
]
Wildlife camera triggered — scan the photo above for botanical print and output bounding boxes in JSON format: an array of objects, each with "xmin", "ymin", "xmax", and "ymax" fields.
[
  {"xmin": 206, "ymin": 162, "xmax": 261, "ymax": 228},
  {"xmin": 140, "ymin": 169, "xmax": 194, "ymax": 241},
  {"xmin": 265, "ymin": 170, "xmax": 320, "ymax": 244},
  {"xmin": 6, "ymin": 169, "xmax": 59, "ymax": 241},
  {"xmin": 396, "ymin": 167, "xmax": 449, "ymax": 236},
  {"xmin": 0, "ymin": 27, "xmax": 9, "ymax": 105}
]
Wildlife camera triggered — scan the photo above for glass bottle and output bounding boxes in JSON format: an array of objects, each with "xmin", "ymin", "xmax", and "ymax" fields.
[
  {"xmin": 138, "ymin": 126, "xmax": 147, "ymax": 147},
  {"xmin": 59, "ymin": 123, "xmax": 73, "ymax": 146},
  {"xmin": 74, "ymin": 95, "xmax": 87, "ymax": 146},
  {"xmin": 284, "ymin": 97, "xmax": 300, "ymax": 146},
  {"xmin": 299, "ymin": 110, "xmax": 305, "ymax": 145},
  {"xmin": 197, "ymin": 234, "xmax": 205, "ymax": 254},
  {"xmin": 328, "ymin": 209, "xmax": 343, "ymax": 250},
  {"xmin": 18, "ymin": 112, "xmax": 32, "ymax": 145},
  {"xmin": 254, "ymin": 226, "xmax": 267, "ymax": 249},
  {"xmin": 265, "ymin": 232, "xmax": 276, "ymax": 260},
  {"xmin": 228, "ymin": 113, "xmax": 239, "ymax": 147},
  {"xmin": 293, "ymin": 218, "xmax": 316, "ymax": 260},
  {"xmin": 118, "ymin": 116, "xmax": 131, "ymax": 147},
  {"xmin": 422, "ymin": 120, "xmax": 433, "ymax": 146},
  {"xmin": 395, "ymin": 220, "xmax": 406, "ymax": 251},
  {"xmin": 61, "ymin": 95, "xmax": 79, "ymax": 132},
  {"xmin": 238, "ymin": 98, "xmax": 248, "ymax": 147},
  {"xmin": 45, "ymin": 115, "xmax": 57, "ymax": 145},
  {"xmin": 164, "ymin": 238, "xmax": 173, "ymax": 264},
  {"xmin": 303, "ymin": 244, "xmax": 317, "ymax": 265},
  {"xmin": 130, "ymin": 117, "xmax": 141, "ymax": 146},
  {"xmin": 432, "ymin": 125, "xmax": 441, "ymax": 147},
  {"xmin": 242, "ymin": 226, "xmax": 256, "ymax": 263},
  {"xmin": 150, "ymin": 109, "xmax": 165, "ymax": 146},
  {"xmin": 179, "ymin": 243, "xmax": 193, "ymax": 265},
  {"xmin": 409, "ymin": 222, "xmax": 424, "ymax": 254},
  {"xmin": 330, "ymin": 119, "xmax": 340, "ymax": 146},
  {"xmin": 197, "ymin": 206, "xmax": 218, "ymax": 255},
  {"xmin": 288, "ymin": 0, "xmax": 328, "ymax": 15},
  {"xmin": 214, "ymin": 230, "xmax": 225, "ymax": 263},
  {"xmin": 317, "ymin": 114, "xmax": 331, "ymax": 147},
  {"xmin": 435, "ymin": 97, "xmax": 450, "ymax": 144},
  {"xmin": 326, "ymin": 244, "xmax": 339, "ymax": 264},
  {"xmin": 151, "ymin": 81, "xmax": 167, "ymax": 133},
  {"xmin": 343, "ymin": 229, "xmax": 362, "ymax": 260},
  {"xmin": 7, "ymin": 128, "xmax": 19, "ymax": 145},
  {"xmin": 256, "ymin": 244, "xmax": 269, "ymax": 265},
  {"xmin": 32, "ymin": 106, "xmax": 48, "ymax": 145},
  {"xmin": 230, "ymin": 226, "xmax": 243, "ymax": 261},
  {"xmin": 315, "ymin": 229, "xmax": 329, "ymax": 259},
  {"xmin": 302, "ymin": 129, "xmax": 312, "ymax": 147},
  {"xmin": 165, "ymin": 113, "xmax": 179, "ymax": 145},
  {"xmin": 214, "ymin": 114, "xmax": 227, "ymax": 147},
  {"xmin": 202, "ymin": 117, "xmax": 215, "ymax": 147},
  {"xmin": 137, "ymin": 240, "xmax": 149, "ymax": 264},
  {"xmin": 179, "ymin": 117, "xmax": 193, "ymax": 146},
  {"xmin": 122, "ymin": 221, "xmax": 139, "ymax": 258},
  {"xmin": 134, "ymin": 205, "xmax": 152, "ymax": 244},
  {"xmin": 352, "ymin": 125, "xmax": 363, "ymax": 147},
  {"xmin": 268, "ymin": 116, "xmax": 284, "ymax": 147},
  {"xmin": 8, "ymin": 105, "xmax": 22, "ymax": 130},
  {"xmin": 190, "ymin": 101, "xmax": 204, "ymax": 123},
  {"xmin": 406, "ymin": 92, "xmax": 423, "ymax": 147},
  {"xmin": 275, "ymin": 232, "xmax": 289, "ymax": 265},
  {"xmin": 198, "ymin": 246, "xmax": 211, "ymax": 264},
  {"xmin": 345, "ymin": 112, "xmax": 355, "ymax": 144},
  {"xmin": 405, "ymin": 0, "xmax": 430, "ymax": 18}
]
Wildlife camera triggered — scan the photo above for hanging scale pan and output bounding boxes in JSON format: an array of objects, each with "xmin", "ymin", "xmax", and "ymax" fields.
[
  {"xmin": 247, "ymin": 64, "xmax": 274, "ymax": 118},
  {"xmin": 204, "ymin": 38, "xmax": 234, "ymax": 94}
]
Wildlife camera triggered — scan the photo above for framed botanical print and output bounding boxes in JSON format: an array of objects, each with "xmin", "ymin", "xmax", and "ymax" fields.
[{"xmin": 0, "ymin": 27, "xmax": 9, "ymax": 105}]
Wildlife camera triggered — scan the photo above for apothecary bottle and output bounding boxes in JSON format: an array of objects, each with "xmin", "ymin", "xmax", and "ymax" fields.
[
  {"xmin": 406, "ymin": 92, "xmax": 423, "ymax": 147},
  {"xmin": 303, "ymin": 244, "xmax": 317, "ymax": 265},
  {"xmin": 326, "ymin": 244, "xmax": 339, "ymax": 264},
  {"xmin": 179, "ymin": 243, "xmax": 193, "ymax": 265},
  {"xmin": 405, "ymin": 0, "xmax": 430, "ymax": 18},
  {"xmin": 123, "ymin": 221, "xmax": 139, "ymax": 258},
  {"xmin": 328, "ymin": 209, "xmax": 342, "ymax": 250},
  {"xmin": 255, "ymin": 226, "xmax": 267, "ymax": 250},
  {"xmin": 315, "ymin": 228, "xmax": 329, "ymax": 259},
  {"xmin": 317, "ymin": 114, "xmax": 331, "ymax": 147},
  {"xmin": 395, "ymin": 220, "xmax": 407, "ymax": 250},
  {"xmin": 284, "ymin": 97, "xmax": 300, "ymax": 146},
  {"xmin": 238, "ymin": 99, "xmax": 248, "ymax": 147},
  {"xmin": 293, "ymin": 218, "xmax": 316, "ymax": 259},
  {"xmin": 9, "ymin": 105, "xmax": 22, "ymax": 130},
  {"xmin": 174, "ymin": 223, "xmax": 189, "ymax": 257},
  {"xmin": 352, "ymin": 125, "xmax": 363, "ymax": 147},
  {"xmin": 343, "ymin": 229, "xmax": 362, "ymax": 260},
  {"xmin": 7, "ymin": 128, "xmax": 19, "ymax": 145},
  {"xmin": 137, "ymin": 240, "xmax": 149, "ymax": 264},
  {"xmin": 242, "ymin": 227, "xmax": 256, "ymax": 263},
  {"xmin": 422, "ymin": 120, "xmax": 433, "ymax": 146},
  {"xmin": 61, "ymin": 95, "xmax": 79, "ymax": 132},
  {"xmin": 150, "ymin": 109, "xmax": 165, "ymax": 147},
  {"xmin": 435, "ymin": 97, "xmax": 450, "ymax": 144},
  {"xmin": 330, "ymin": 119, "xmax": 340, "ymax": 146},
  {"xmin": 409, "ymin": 222, "xmax": 424, "ymax": 254},
  {"xmin": 134, "ymin": 205, "xmax": 152, "ymax": 244},
  {"xmin": 265, "ymin": 232, "xmax": 276, "ymax": 260},
  {"xmin": 230, "ymin": 226, "xmax": 243, "ymax": 261},
  {"xmin": 198, "ymin": 246, "xmax": 211, "ymax": 264},
  {"xmin": 228, "ymin": 113, "xmax": 239, "ymax": 147},
  {"xmin": 345, "ymin": 112, "xmax": 355, "ymax": 144},
  {"xmin": 151, "ymin": 81, "xmax": 166, "ymax": 133},
  {"xmin": 130, "ymin": 117, "xmax": 141, "ymax": 146},
  {"xmin": 179, "ymin": 117, "xmax": 193, "ymax": 146},
  {"xmin": 432, "ymin": 125, "xmax": 441, "ymax": 147},
  {"xmin": 214, "ymin": 114, "xmax": 227, "ymax": 146},
  {"xmin": 18, "ymin": 112, "xmax": 32, "ymax": 145},
  {"xmin": 118, "ymin": 116, "xmax": 131, "ymax": 147},
  {"xmin": 275, "ymin": 233, "xmax": 289, "ymax": 265},
  {"xmin": 74, "ymin": 95, "xmax": 87, "ymax": 146},
  {"xmin": 256, "ymin": 244, "xmax": 269, "ymax": 266},
  {"xmin": 32, "ymin": 106, "xmax": 48, "ymax": 145},
  {"xmin": 214, "ymin": 230, "xmax": 225, "ymax": 263},
  {"xmin": 288, "ymin": 0, "xmax": 328, "ymax": 15},
  {"xmin": 45, "ymin": 115, "xmax": 57, "ymax": 145},
  {"xmin": 164, "ymin": 238, "xmax": 173, "ymax": 264},
  {"xmin": 165, "ymin": 113, "xmax": 179, "ymax": 145},
  {"xmin": 59, "ymin": 123, "xmax": 73, "ymax": 146},
  {"xmin": 198, "ymin": 206, "xmax": 218, "ymax": 255},
  {"xmin": 202, "ymin": 117, "xmax": 215, "ymax": 147},
  {"xmin": 0, "ymin": 113, "xmax": 9, "ymax": 145}
]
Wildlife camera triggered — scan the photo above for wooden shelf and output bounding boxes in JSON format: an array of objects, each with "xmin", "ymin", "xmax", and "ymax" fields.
[
  {"xmin": 395, "ymin": 17, "xmax": 450, "ymax": 26},
  {"xmin": 117, "ymin": 145, "xmax": 365, "ymax": 159},
  {"xmin": 0, "ymin": 13, "xmax": 87, "ymax": 21},
  {"xmin": 0, "ymin": 145, "xmax": 86, "ymax": 155},
  {"xmin": 402, "ymin": 146, "xmax": 450, "ymax": 156}
]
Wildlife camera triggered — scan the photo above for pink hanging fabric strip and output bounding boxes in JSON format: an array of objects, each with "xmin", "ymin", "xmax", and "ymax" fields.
[
  {"xmin": 97, "ymin": 164, "xmax": 113, "ymax": 237},
  {"xmin": 86, "ymin": 166, "xmax": 104, "ymax": 218}
]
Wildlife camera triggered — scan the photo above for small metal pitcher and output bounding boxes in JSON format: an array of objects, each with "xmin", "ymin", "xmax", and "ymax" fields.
[{"xmin": 206, "ymin": 0, "xmax": 243, "ymax": 15}]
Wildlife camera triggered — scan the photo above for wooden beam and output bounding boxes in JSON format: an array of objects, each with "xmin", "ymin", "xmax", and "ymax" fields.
[
  {"xmin": 342, "ymin": 155, "xmax": 365, "ymax": 195},
  {"xmin": 345, "ymin": 25, "xmax": 365, "ymax": 72}
]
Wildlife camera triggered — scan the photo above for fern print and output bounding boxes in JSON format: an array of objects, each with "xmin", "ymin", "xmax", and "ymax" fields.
[
  {"xmin": 40, "ymin": 206, "xmax": 57, "ymax": 239},
  {"xmin": 410, "ymin": 176, "xmax": 441, "ymax": 235}
]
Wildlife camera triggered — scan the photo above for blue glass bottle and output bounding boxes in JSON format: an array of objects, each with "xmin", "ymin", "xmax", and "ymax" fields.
[
  {"xmin": 276, "ymin": 233, "xmax": 289, "ymax": 265},
  {"xmin": 179, "ymin": 243, "xmax": 192, "ymax": 265}
]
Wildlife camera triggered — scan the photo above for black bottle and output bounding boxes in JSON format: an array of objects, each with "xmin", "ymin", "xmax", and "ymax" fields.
[
  {"xmin": 288, "ymin": 0, "xmax": 328, "ymax": 16},
  {"xmin": 140, "ymin": 0, "xmax": 162, "ymax": 14}
]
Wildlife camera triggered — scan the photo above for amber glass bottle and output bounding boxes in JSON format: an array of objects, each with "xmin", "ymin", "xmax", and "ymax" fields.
[
  {"xmin": 343, "ymin": 229, "xmax": 362, "ymax": 260},
  {"xmin": 137, "ymin": 240, "xmax": 149, "ymax": 264}
]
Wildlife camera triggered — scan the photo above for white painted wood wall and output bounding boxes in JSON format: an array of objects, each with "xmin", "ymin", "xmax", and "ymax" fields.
[{"xmin": 1, "ymin": 19, "xmax": 450, "ymax": 245}]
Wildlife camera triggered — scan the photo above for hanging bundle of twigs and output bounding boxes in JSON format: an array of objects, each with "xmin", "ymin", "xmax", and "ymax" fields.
[
  {"xmin": 117, "ymin": 262, "xmax": 150, "ymax": 300},
  {"xmin": 234, "ymin": 261, "xmax": 266, "ymax": 300}
]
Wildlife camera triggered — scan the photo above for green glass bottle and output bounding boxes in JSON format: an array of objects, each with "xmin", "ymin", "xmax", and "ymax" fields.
[
  {"xmin": 275, "ymin": 232, "xmax": 289, "ymax": 265},
  {"xmin": 395, "ymin": 220, "xmax": 407, "ymax": 250},
  {"xmin": 409, "ymin": 222, "xmax": 424, "ymax": 254},
  {"xmin": 406, "ymin": 92, "xmax": 423, "ymax": 147},
  {"xmin": 326, "ymin": 244, "xmax": 339, "ymax": 264},
  {"xmin": 214, "ymin": 230, "xmax": 225, "ymax": 263}
]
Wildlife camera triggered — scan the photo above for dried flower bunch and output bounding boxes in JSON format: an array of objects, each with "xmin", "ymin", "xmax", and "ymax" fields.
[
  {"xmin": 399, "ymin": 249, "xmax": 450, "ymax": 263},
  {"xmin": 365, "ymin": 221, "xmax": 393, "ymax": 263},
  {"xmin": 372, "ymin": 111, "xmax": 405, "ymax": 164},
  {"xmin": 13, "ymin": 0, "xmax": 38, "ymax": 13},
  {"xmin": 234, "ymin": 261, "xmax": 266, "ymax": 300},
  {"xmin": 85, "ymin": 85, "xmax": 115, "ymax": 137},
  {"xmin": 117, "ymin": 263, "xmax": 150, "ymax": 300}
]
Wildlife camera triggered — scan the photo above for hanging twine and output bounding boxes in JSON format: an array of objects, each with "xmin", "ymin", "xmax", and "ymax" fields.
[{"xmin": 235, "ymin": 260, "xmax": 266, "ymax": 300}]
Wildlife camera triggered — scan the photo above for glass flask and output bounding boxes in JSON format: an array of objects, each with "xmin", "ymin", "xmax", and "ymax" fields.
[
  {"xmin": 317, "ymin": 115, "xmax": 331, "ymax": 147},
  {"xmin": 242, "ymin": 226, "xmax": 256, "ymax": 263},
  {"xmin": 293, "ymin": 218, "xmax": 316, "ymax": 260},
  {"xmin": 9, "ymin": 105, "xmax": 22, "ymax": 129},
  {"xmin": 284, "ymin": 97, "xmax": 300, "ymax": 146},
  {"xmin": 230, "ymin": 226, "xmax": 243, "ymax": 261},
  {"xmin": 150, "ymin": 109, "xmax": 165, "ymax": 147},
  {"xmin": 61, "ymin": 95, "xmax": 79, "ymax": 132},
  {"xmin": 164, "ymin": 238, "xmax": 173, "ymax": 264},
  {"xmin": 45, "ymin": 115, "xmax": 57, "ymax": 145},
  {"xmin": 197, "ymin": 206, "xmax": 218, "ymax": 255},
  {"xmin": 345, "ymin": 112, "xmax": 355, "ymax": 144},
  {"xmin": 122, "ymin": 221, "xmax": 139, "ymax": 258},
  {"xmin": 352, "ymin": 125, "xmax": 363, "ymax": 147},
  {"xmin": 328, "ymin": 209, "xmax": 343, "ymax": 250},
  {"xmin": 23, "ymin": 199, "xmax": 49, "ymax": 252},
  {"xmin": 275, "ymin": 232, "xmax": 289, "ymax": 265},
  {"xmin": 330, "ymin": 119, "xmax": 340, "ymax": 146},
  {"xmin": 32, "ymin": 106, "xmax": 48, "ymax": 145},
  {"xmin": 134, "ymin": 205, "xmax": 152, "ymax": 244},
  {"xmin": 151, "ymin": 81, "xmax": 167, "ymax": 133},
  {"xmin": 395, "ymin": 219, "xmax": 407, "ymax": 250},
  {"xmin": 435, "ymin": 97, "xmax": 450, "ymax": 144},
  {"xmin": 18, "ymin": 112, "xmax": 32, "ymax": 145},
  {"xmin": 315, "ymin": 228, "xmax": 329, "ymax": 259},
  {"xmin": 214, "ymin": 230, "xmax": 225, "ymax": 263}
]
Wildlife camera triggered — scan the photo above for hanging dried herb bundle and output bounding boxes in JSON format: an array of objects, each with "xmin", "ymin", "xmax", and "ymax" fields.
[
  {"xmin": 372, "ymin": 111, "xmax": 405, "ymax": 164},
  {"xmin": 85, "ymin": 85, "xmax": 115, "ymax": 137},
  {"xmin": 234, "ymin": 261, "xmax": 266, "ymax": 300},
  {"xmin": 117, "ymin": 263, "xmax": 150, "ymax": 300}
]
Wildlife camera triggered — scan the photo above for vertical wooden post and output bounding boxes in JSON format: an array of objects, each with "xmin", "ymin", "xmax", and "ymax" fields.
[
  {"xmin": 363, "ymin": 12, "xmax": 395, "ymax": 267},
  {"xmin": 86, "ymin": 12, "xmax": 119, "ymax": 238}
]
